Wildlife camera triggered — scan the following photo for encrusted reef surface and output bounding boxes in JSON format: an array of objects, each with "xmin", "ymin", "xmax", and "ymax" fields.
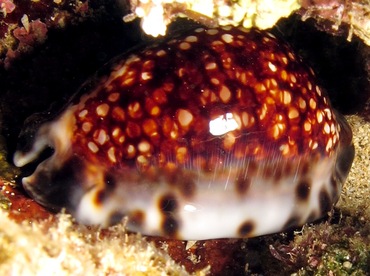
[{"xmin": 0, "ymin": 0, "xmax": 369, "ymax": 275}]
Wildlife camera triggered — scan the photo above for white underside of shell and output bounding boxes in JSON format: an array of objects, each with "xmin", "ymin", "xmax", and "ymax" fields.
[{"xmin": 75, "ymin": 156, "xmax": 337, "ymax": 240}]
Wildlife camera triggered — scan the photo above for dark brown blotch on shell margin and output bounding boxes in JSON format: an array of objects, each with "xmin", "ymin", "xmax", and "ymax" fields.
[
  {"xmin": 298, "ymin": 161, "xmax": 310, "ymax": 176},
  {"xmin": 238, "ymin": 220, "xmax": 255, "ymax": 237},
  {"xmin": 162, "ymin": 216, "xmax": 180, "ymax": 238},
  {"xmin": 163, "ymin": 169, "xmax": 197, "ymax": 198},
  {"xmin": 247, "ymin": 161, "xmax": 259, "ymax": 176},
  {"xmin": 104, "ymin": 173, "xmax": 117, "ymax": 190},
  {"xmin": 158, "ymin": 193, "xmax": 178, "ymax": 213},
  {"xmin": 158, "ymin": 193, "xmax": 180, "ymax": 238},
  {"xmin": 282, "ymin": 216, "xmax": 301, "ymax": 230},
  {"xmin": 235, "ymin": 176, "xmax": 252, "ymax": 195},
  {"xmin": 319, "ymin": 187, "xmax": 332, "ymax": 214},
  {"xmin": 128, "ymin": 209, "xmax": 146, "ymax": 228},
  {"xmin": 177, "ymin": 174, "xmax": 197, "ymax": 199},
  {"xmin": 296, "ymin": 180, "xmax": 311, "ymax": 201},
  {"xmin": 92, "ymin": 173, "xmax": 117, "ymax": 206},
  {"xmin": 93, "ymin": 189, "xmax": 106, "ymax": 207}
]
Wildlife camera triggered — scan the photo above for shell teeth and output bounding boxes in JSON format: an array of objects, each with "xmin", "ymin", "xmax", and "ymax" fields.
[
  {"xmin": 13, "ymin": 136, "xmax": 49, "ymax": 167},
  {"xmin": 14, "ymin": 108, "xmax": 76, "ymax": 169},
  {"xmin": 13, "ymin": 151, "xmax": 28, "ymax": 167}
]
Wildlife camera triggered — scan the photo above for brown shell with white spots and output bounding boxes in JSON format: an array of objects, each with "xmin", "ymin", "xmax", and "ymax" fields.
[
  {"xmin": 76, "ymin": 27, "xmax": 339, "ymax": 165},
  {"xmin": 14, "ymin": 26, "xmax": 354, "ymax": 240}
]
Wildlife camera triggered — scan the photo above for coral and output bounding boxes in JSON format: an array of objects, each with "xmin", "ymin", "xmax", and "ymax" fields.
[
  {"xmin": 0, "ymin": 0, "xmax": 93, "ymax": 67},
  {"xmin": 299, "ymin": 0, "xmax": 370, "ymax": 46},
  {"xmin": 0, "ymin": 210, "xmax": 206, "ymax": 275},
  {"xmin": 270, "ymin": 218, "xmax": 369, "ymax": 275},
  {"xmin": 123, "ymin": 0, "xmax": 370, "ymax": 46},
  {"xmin": 124, "ymin": 0, "xmax": 300, "ymax": 36}
]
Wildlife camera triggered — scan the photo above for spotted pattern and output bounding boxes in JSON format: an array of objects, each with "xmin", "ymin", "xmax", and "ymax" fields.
[
  {"xmin": 238, "ymin": 221, "xmax": 255, "ymax": 237},
  {"xmin": 296, "ymin": 180, "xmax": 311, "ymax": 201},
  {"xmin": 14, "ymin": 26, "xmax": 354, "ymax": 240},
  {"xmin": 159, "ymin": 194, "xmax": 179, "ymax": 237}
]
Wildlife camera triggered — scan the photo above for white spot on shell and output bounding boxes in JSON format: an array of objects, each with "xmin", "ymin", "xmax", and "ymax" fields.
[
  {"xmin": 266, "ymin": 32, "xmax": 276, "ymax": 39},
  {"xmin": 141, "ymin": 72, "xmax": 152, "ymax": 80},
  {"xmin": 206, "ymin": 29, "xmax": 218, "ymax": 35},
  {"xmin": 108, "ymin": 147, "xmax": 116, "ymax": 163},
  {"xmin": 288, "ymin": 107, "xmax": 299, "ymax": 119},
  {"xmin": 205, "ymin": 62, "xmax": 217, "ymax": 70},
  {"xmin": 82, "ymin": 122, "xmax": 92, "ymax": 133},
  {"xmin": 96, "ymin": 103, "xmax": 110, "ymax": 117},
  {"xmin": 88, "ymin": 142, "xmax": 99, "ymax": 153},
  {"xmin": 112, "ymin": 127, "xmax": 121, "ymax": 137},
  {"xmin": 288, "ymin": 52, "xmax": 295, "ymax": 61},
  {"xmin": 324, "ymin": 108, "xmax": 332, "ymax": 120},
  {"xmin": 138, "ymin": 140, "xmax": 151, "ymax": 153},
  {"xmin": 299, "ymin": 97, "xmax": 307, "ymax": 110},
  {"xmin": 281, "ymin": 56, "xmax": 288, "ymax": 65},
  {"xmin": 211, "ymin": 78, "xmax": 220, "ymax": 85},
  {"xmin": 221, "ymin": 33, "xmax": 233, "ymax": 43},
  {"xmin": 309, "ymin": 98, "xmax": 317, "ymax": 110},
  {"xmin": 122, "ymin": 77, "xmax": 135, "ymax": 86},
  {"xmin": 268, "ymin": 62, "xmax": 277, "ymax": 72},
  {"xmin": 258, "ymin": 103, "xmax": 268, "ymax": 120},
  {"xmin": 255, "ymin": 83, "xmax": 266, "ymax": 93},
  {"xmin": 209, "ymin": 113, "xmax": 239, "ymax": 136},
  {"xmin": 326, "ymin": 138, "xmax": 333, "ymax": 152},
  {"xmin": 78, "ymin": 109, "xmax": 88, "ymax": 118},
  {"xmin": 185, "ymin": 35, "xmax": 198, "ymax": 43},
  {"xmin": 241, "ymin": 112, "xmax": 255, "ymax": 128},
  {"xmin": 96, "ymin": 129, "xmax": 107, "ymax": 145},
  {"xmin": 221, "ymin": 26, "xmax": 232, "ymax": 31},
  {"xmin": 179, "ymin": 42, "xmax": 191, "ymax": 50},
  {"xmin": 281, "ymin": 70, "xmax": 288, "ymax": 80},
  {"xmin": 279, "ymin": 144, "xmax": 290, "ymax": 155},
  {"xmin": 220, "ymin": 85, "xmax": 231, "ymax": 103},
  {"xmin": 177, "ymin": 109, "xmax": 194, "ymax": 128},
  {"xmin": 156, "ymin": 50, "xmax": 166, "ymax": 57},
  {"xmin": 331, "ymin": 122, "xmax": 336, "ymax": 134},
  {"xmin": 316, "ymin": 110, "xmax": 324, "ymax": 123},
  {"xmin": 108, "ymin": 93, "xmax": 120, "ymax": 102},
  {"xmin": 127, "ymin": 144, "xmax": 136, "ymax": 157},
  {"xmin": 307, "ymin": 81, "xmax": 312, "ymax": 90},
  {"xmin": 304, "ymin": 121, "xmax": 311, "ymax": 132},
  {"xmin": 282, "ymin": 90, "xmax": 291, "ymax": 105},
  {"xmin": 289, "ymin": 74, "xmax": 297, "ymax": 83}
]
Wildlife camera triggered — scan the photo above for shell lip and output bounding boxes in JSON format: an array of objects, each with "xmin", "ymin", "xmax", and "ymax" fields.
[
  {"xmin": 19, "ymin": 154, "xmax": 85, "ymax": 212},
  {"xmin": 14, "ymin": 145, "xmax": 54, "ymax": 171},
  {"xmin": 335, "ymin": 142, "xmax": 355, "ymax": 183},
  {"xmin": 334, "ymin": 110, "xmax": 355, "ymax": 183}
]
